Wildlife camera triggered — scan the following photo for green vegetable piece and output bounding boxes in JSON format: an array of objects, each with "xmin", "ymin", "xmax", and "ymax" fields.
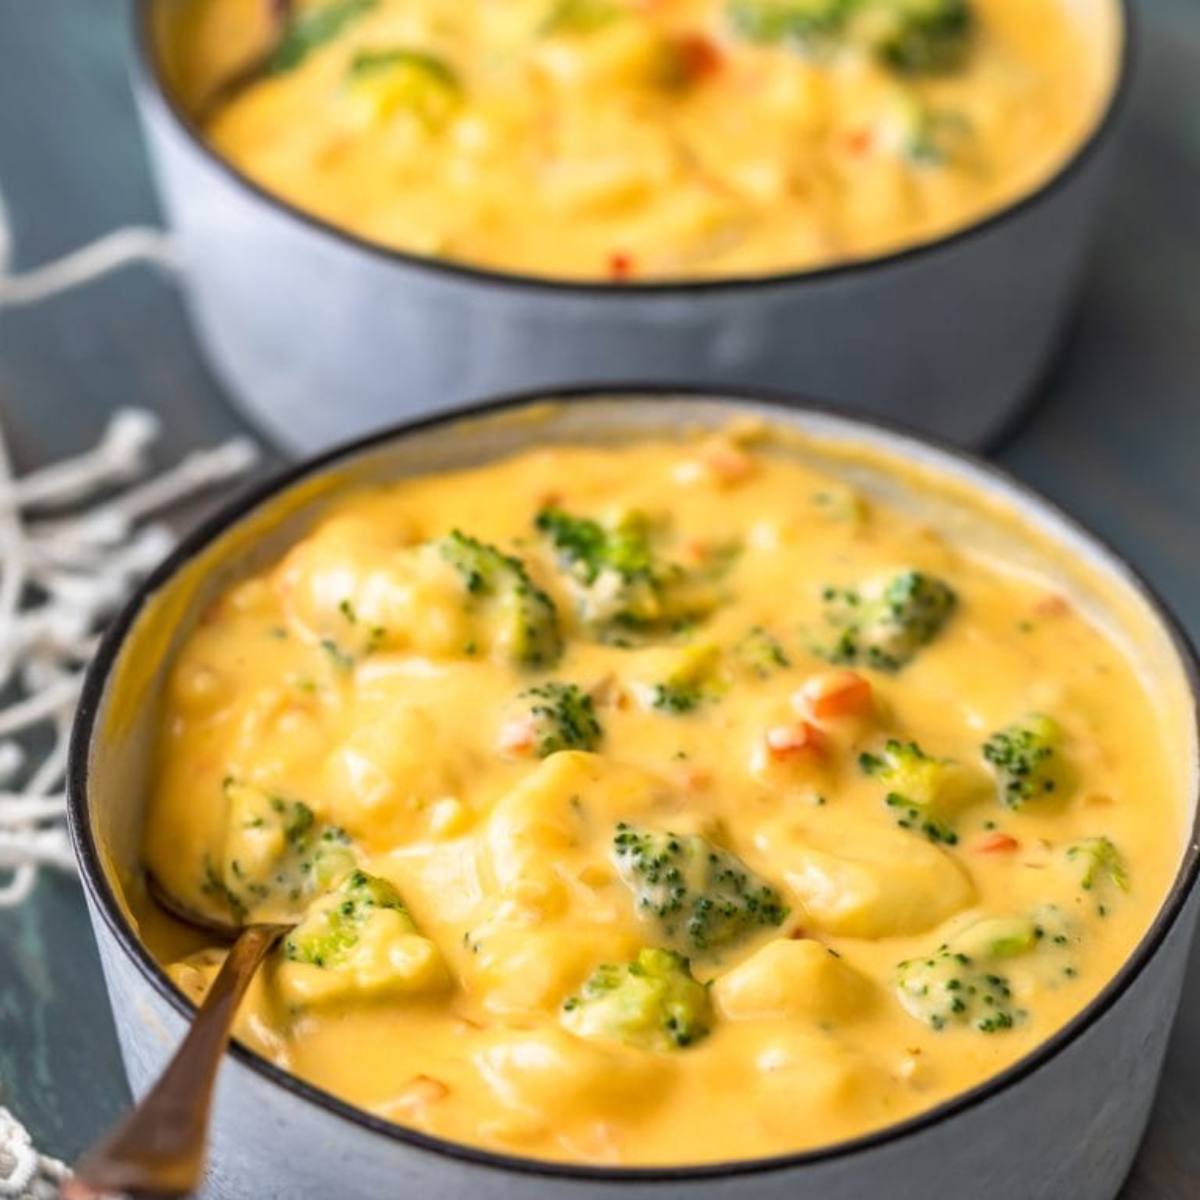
[
  {"xmin": 726, "ymin": 0, "xmax": 853, "ymax": 50},
  {"xmin": 284, "ymin": 869, "xmax": 414, "ymax": 969},
  {"xmin": 895, "ymin": 947, "xmax": 1019, "ymax": 1033},
  {"xmin": 982, "ymin": 714, "xmax": 1066, "ymax": 809},
  {"xmin": 892, "ymin": 95, "xmax": 975, "ymax": 166},
  {"xmin": 1031, "ymin": 902, "xmax": 1078, "ymax": 951},
  {"xmin": 542, "ymin": 0, "xmax": 624, "ymax": 35},
  {"xmin": 520, "ymin": 682, "xmax": 603, "ymax": 757},
  {"xmin": 536, "ymin": 507, "xmax": 720, "ymax": 637},
  {"xmin": 217, "ymin": 781, "xmax": 355, "ymax": 920},
  {"xmin": 320, "ymin": 637, "xmax": 355, "ymax": 671},
  {"xmin": 860, "ymin": 738, "xmax": 986, "ymax": 845},
  {"xmin": 612, "ymin": 824, "xmax": 788, "ymax": 955},
  {"xmin": 1065, "ymin": 837, "xmax": 1129, "ymax": 894},
  {"xmin": 896, "ymin": 903, "xmax": 1086, "ymax": 1033},
  {"xmin": 537, "ymin": 507, "xmax": 654, "ymax": 587},
  {"xmin": 817, "ymin": 570, "xmax": 957, "ymax": 671},
  {"xmin": 953, "ymin": 916, "xmax": 1039, "ymax": 961},
  {"xmin": 346, "ymin": 47, "xmax": 461, "ymax": 126},
  {"xmin": 269, "ymin": 0, "xmax": 379, "ymax": 74},
  {"xmin": 726, "ymin": 0, "xmax": 974, "ymax": 75},
  {"xmin": 437, "ymin": 530, "xmax": 563, "ymax": 668},
  {"xmin": 861, "ymin": 0, "xmax": 974, "ymax": 75},
  {"xmin": 810, "ymin": 485, "xmax": 869, "ymax": 525},
  {"xmin": 734, "ymin": 626, "xmax": 791, "ymax": 679},
  {"xmin": 562, "ymin": 947, "xmax": 713, "ymax": 1050},
  {"xmin": 348, "ymin": 47, "xmax": 458, "ymax": 87},
  {"xmin": 651, "ymin": 645, "xmax": 725, "ymax": 715},
  {"xmin": 652, "ymin": 680, "xmax": 703, "ymax": 713}
]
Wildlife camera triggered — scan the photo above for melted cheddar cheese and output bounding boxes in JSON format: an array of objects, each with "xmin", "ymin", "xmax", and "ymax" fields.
[
  {"xmin": 163, "ymin": 0, "xmax": 1120, "ymax": 280},
  {"xmin": 140, "ymin": 428, "xmax": 1183, "ymax": 1166}
]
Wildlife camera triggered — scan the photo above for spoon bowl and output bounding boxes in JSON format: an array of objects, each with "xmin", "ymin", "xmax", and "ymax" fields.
[
  {"xmin": 65, "ymin": 877, "xmax": 292, "ymax": 1199},
  {"xmin": 146, "ymin": 871, "xmax": 248, "ymax": 942}
]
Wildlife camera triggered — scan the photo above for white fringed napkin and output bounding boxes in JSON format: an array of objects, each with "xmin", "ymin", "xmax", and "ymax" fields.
[{"xmin": 0, "ymin": 179, "xmax": 259, "ymax": 1196}]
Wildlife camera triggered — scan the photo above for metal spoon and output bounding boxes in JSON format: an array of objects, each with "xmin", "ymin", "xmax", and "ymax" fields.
[{"xmin": 63, "ymin": 877, "xmax": 292, "ymax": 1199}]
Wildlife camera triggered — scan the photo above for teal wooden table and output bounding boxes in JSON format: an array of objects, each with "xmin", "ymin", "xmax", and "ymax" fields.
[{"xmin": 0, "ymin": 0, "xmax": 1197, "ymax": 1193}]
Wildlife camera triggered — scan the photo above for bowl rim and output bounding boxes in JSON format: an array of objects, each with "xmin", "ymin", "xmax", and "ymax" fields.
[
  {"xmin": 68, "ymin": 384, "xmax": 1200, "ymax": 1182},
  {"xmin": 131, "ymin": 0, "xmax": 1133, "ymax": 297}
]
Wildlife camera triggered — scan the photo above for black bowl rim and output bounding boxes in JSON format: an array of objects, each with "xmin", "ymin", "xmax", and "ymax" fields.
[
  {"xmin": 67, "ymin": 384, "xmax": 1200, "ymax": 1183},
  {"xmin": 131, "ymin": 0, "xmax": 1133, "ymax": 296}
]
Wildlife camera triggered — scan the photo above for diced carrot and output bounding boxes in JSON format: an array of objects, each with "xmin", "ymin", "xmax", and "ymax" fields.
[
  {"xmin": 671, "ymin": 32, "xmax": 723, "ymax": 84},
  {"xmin": 844, "ymin": 128, "xmax": 873, "ymax": 156},
  {"xmin": 608, "ymin": 252, "xmax": 635, "ymax": 280},
  {"xmin": 590, "ymin": 673, "xmax": 631, "ymax": 711},
  {"xmin": 674, "ymin": 763, "xmax": 713, "ymax": 792},
  {"xmin": 974, "ymin": 832, "xmax": 1020, "ymax": 854},
  {"xmin": 700, "ymin": 440, "xmax": 756, "ymax": 485},
  {"xmin": 393, "ymin": 1075, "xmax": 450, "ymax": 1113},
  {"xmin": 765, "ymin": 721, "xmax": 827, "ymax": 760},
  {"xmin": 1033, "ymin": 593, "xmax": 1071, "ymax": 619},
  {"xmin": 497, "ymin": 716, "xmax": 536, "ymax": 755},
  {"xmin": 796, "ymin": 670, "xmax": 873, "ymax": 721}
]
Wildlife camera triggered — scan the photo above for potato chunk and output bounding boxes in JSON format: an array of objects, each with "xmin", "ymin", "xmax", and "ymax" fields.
[
  {"xmin": 471, "ymin": 927, "xmax": 638, "ymax": 1018},
  {"xmin": 275, "ymin": 513, "xmax": 472, "ymax": 660},
  {"xmin": 758, "ymin": 813, "xmax": 974, "ymax": 937},
  {"xmin": 322, "ymin": 704, "xmax": 471, "ymax": 848},
  {"xmin": 472, "ymin": 1028, "xmax": 668, "ymax": 1133},
  {"xmin": 714, "ymin": 938, "xmax": 875, "ymax": 1023},
  {"xmin": 275, "ymin": 871, "xmax": 448, "ymax": 1008},
  {"xmin": 749, "ymin": 1029, "xmax": 896, "ymax": 1141}
]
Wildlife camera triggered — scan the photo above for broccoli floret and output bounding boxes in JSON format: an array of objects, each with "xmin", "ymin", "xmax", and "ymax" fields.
[
  {"xmin": 535, "ymin": 507, "xmax": 719, "ymax": 638},
  {"xmin": 810, "ymin": 484, "xmax": 869, "ymax": 526},
  {"xmin": 562, "ymin": 948, "xmax": 712, "ymax": 1050},
  {"xmin": 215, "ymin": 781, "xmax": 356, "ymax": 920},
  {"xmin": 1030, "ymin": 903, "xmax": 1083, "ymax": 965},
  {"xmin": 734, "ymin": 626, "xmax": 791, "ymax": 679},
  {"xmin": 817, "ymin": 570, "xmax": 957, "ymax": 671},
  {"xmin": 726, "ymin": 0, "xmax": 853, "ymax": 50},
  {"xmin": 536, "ymin": 507, "xmax": 654, "ymax": 587},
  {"xmin": 345, "ymin": 48, "xmax": 461, "ymax": 127},
  {"xmin": 895, "ymin": 947, "xmax": 1019, "ymax": 1033},
  {"xmin": 269, "ymin": 0, "xmax": 379, "ymax": 74},
  {"xmin": 653, "ymin": 681, "xmax": 704, "ymax": 713},
  {"xmin": 438, "ymin": 530, "xmax": 562, "ymax": 668},
  {"xmin": 613, "ymin": 824, "xmax": 788, "ymax": 955},
  {"xmin": 652, "ymin": 681, "xmax": 704, "ymax": 713},
  {"xmin": 541, "ymin": 0, "xmax": 623, "ymax": 34},
  {"xmin": 650, "ymin": 644, "xmax": 725, "ymax": 714},
  {"xmin": 726, "ymin": 0, "xmax": 974, "ymax": 74},
  {"xmin": 284, "ymin": 869, "xmax": 414, "ymax": 968},
  {"xmin": 889, "ymin": 95, "xmax": 975, "ymax": 166},
  {"xmin": 1065, "ymin": 837, "xmax": 1128, "ymax": 895},
  {"xmin": 982, "ymin": 715, "xmax": 1066, "ymax": 809},
  {"xmin": 859, "ymin": 738, "xmax": 986, "ymax": 845},
  {"xmin": 519, "ymin": 682, "xmax": 603, "ymax": 757},
  {"xmin": 953, "ymin": 915, "xmax": 1039, "ymax": 961},
  {"xmin": 896, "ymin": 904, "xmax": 1087, "ymax": 1032},
  {"xmin": 1027, "ymin": 903, "xmax": 1086, "ymax": 979},
  {"xmin": 860, "ymin": 0, "xmax": 974, "ymax": 75}
]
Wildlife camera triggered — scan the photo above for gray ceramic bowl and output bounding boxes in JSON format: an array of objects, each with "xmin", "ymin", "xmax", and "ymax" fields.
[
  {"xmin": 69, "ymin": 388, "xmax": 1199, "ymax": 1200},
  {"xmin": 132, "ymin": 1, "xmax": 1130, "ymax": 452}
]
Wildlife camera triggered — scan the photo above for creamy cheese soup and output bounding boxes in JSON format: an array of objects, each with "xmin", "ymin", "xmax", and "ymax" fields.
[
  {"xmin": 164, "ymin": 0, "xmax": 1120, "ymax": 280},
  {"xmin": 139, "ymin": 426, "xmax": 1182, "ymax": 1166}
]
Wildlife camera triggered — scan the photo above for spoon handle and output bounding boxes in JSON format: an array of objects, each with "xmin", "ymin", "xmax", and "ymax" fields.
[{"xmin": 64, "ymin": 924, "xmax": 287, "ymax": 1200}]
